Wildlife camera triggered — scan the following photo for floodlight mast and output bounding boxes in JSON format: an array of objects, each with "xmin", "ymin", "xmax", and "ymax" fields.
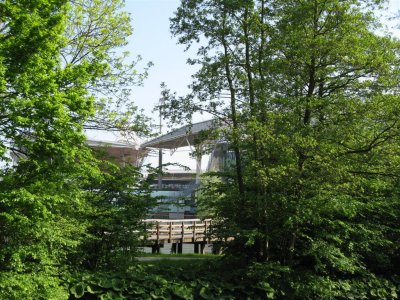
[{"xmin": 158, "ymin": 97, "xmax": 164, "ymax": 189}]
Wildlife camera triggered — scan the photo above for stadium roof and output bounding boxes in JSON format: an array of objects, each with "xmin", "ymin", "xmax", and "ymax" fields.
[
  {"xmin": 86, "ymin": 139, "xmax": 138, "ymax": 149},
  {"xmin": 141, "ymin": 119, "xmax": 215, "ymax": 149},
  {"xmin": 86, "ymin": 139, "xmax": 147, "ymax": 166}
]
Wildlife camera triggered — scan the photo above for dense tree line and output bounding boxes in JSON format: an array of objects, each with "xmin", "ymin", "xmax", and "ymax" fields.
[{"xmin": 161, "ymin": 0, "xmax": 400, "ymax": 298}]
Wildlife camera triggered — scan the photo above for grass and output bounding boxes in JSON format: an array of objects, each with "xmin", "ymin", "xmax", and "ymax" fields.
[
  {"xmin": 137, "ymin": 252, "xmax": 222, "ymax": 258},
  {"xmin": 135, "ymin": 253, "xmax": 222, "ymax": 269},
  {"xmin": 135, "ymin": 255, "xmax": 230, "ymax": 280},
  {"xmin": 137, "ymin": 258, "xmax": 212, "ymax": 269}
]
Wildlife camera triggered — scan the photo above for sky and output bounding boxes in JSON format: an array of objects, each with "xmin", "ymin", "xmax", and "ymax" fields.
[
  {"xmin": 126, "ymin": 0, "xmax": 198, "ymax": 121},
  {"xmin": 124, "ymin": 0, "xmax": 202, "ymax": 169},
  {"xmin": 92, "ymin": 0, "xmax": 400, "ymax": 170}
]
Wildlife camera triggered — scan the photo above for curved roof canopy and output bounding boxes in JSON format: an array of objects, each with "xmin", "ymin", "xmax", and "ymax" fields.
[
  {"xmin": 141, "ymin": 119, "xmax": 215, "ymax": 149},
  {"xmin": 87, "ymin": 139, "xmax": 146, "ymax": 166}
]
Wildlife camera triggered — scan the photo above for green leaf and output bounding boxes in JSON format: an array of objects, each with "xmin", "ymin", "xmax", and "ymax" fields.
[
  {"xmin": 87, "ymin": 284, "xmax": 104, "ymax": 294},
  {"xmin": 199, "ymin": 286, "xmax": 214, "ymax": 300},
  {"xmin": 70, "ymin": 283, "xmax": 85, "ymax": 298},
  {"xmin": 171, "ymin": 285, "xmax": 192, "ymax": 299}
]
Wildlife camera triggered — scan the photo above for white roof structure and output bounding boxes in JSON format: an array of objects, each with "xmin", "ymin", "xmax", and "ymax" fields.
[
  {"xmin": 86, "ymin": 139, "xmax": 138, "ymax": 149},
  {"xmin": 141, "ymin": 119, "xmax": 215, "ymax": 150},
  {"xmin": 86, "ymin": 139, "xmax": 146, "ymax": 166}
]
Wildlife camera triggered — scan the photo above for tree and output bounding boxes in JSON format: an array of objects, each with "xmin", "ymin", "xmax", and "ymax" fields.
[
  {"xmin": 165, "ymin": 0, "xmax": 400, "ymax": 297},
  {"xmin": 73, "ymin": 158, "xmax": 155, "ymax": 272},
  {"xmin": 0, "ymin": 0, "xmax": 97, "ymax": 297},
  {"xmin": 0, "ymin": 1, "xmax": 153, "ymax": 298},
  {"xmin": 62, "ymin": 0, "xmax": 153, "ymax": 138}
]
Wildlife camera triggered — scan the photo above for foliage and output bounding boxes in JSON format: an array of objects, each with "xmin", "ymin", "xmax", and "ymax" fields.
[
  {"xmin": 62, "ymin": 0, "xmax": 153, "ymax": 137},
  {"xmin": 0, "ymin": 0, "xmax": 152, "ymax": 298},
  {"xmin": 68, "ymin": 258, "xmax": 284, "ymax": 300},
  {"xmin": 72, "ymin": 158, "xmax": 155, "ymax": 272},
  {"xmin": 163, "ymin": 0, "xmax": 400, "ymax": 298},
  {"xmin": 0, "ymin": 0, "xmax": 96, "ymax": 297},
  {"xmin": 0, "ymin": 269, "xmax": 72, "ymax": 300},
  {"xmin": 67, "ymin": 256, "xmax": 400, "ymax": 299}
]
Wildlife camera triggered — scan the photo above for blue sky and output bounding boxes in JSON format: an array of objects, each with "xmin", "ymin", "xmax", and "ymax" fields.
[{"xmin": 126, "ymin": 0, "xmax": 198, "ymax": 121}]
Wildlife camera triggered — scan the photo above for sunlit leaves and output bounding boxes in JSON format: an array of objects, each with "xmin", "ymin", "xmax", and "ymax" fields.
[{"xmin": 168, "ymin": 0, "xmax": 400, "ymax": 298}]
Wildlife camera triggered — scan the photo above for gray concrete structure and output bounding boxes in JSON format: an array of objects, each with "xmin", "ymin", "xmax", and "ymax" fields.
[{"xmin": 141, "ymin": 119, "xmax": 216, "ymax": 150}]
